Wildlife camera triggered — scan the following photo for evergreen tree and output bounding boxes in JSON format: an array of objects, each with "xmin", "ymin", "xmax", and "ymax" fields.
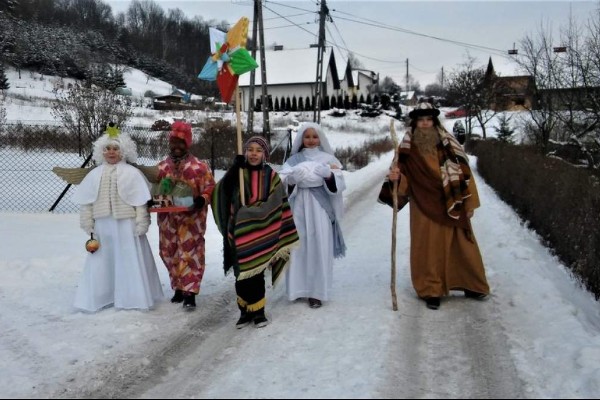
[
  {"xmin": 305, "ymin": 96, "xmax": 311, "ymax": 110},
  {"xmin": 292, "ymin": 95, "xmax": 297, "ymax": 111},
  {"xmin": 351, "ymin": 94, "xmax": 358, "ymax": 109},
  {"xmin": 274, "ymin": 97, "xmax": 280, "ymax": 111},
  {"xmin": 0, "ymin": 66, "xmax": 10, "ymax": 91},
  {"xmin": 331, "ymin": 95, "xmax": 337, "ymax": 109},
  {"xmin": 495, "ymin": 114, "xmax": 515, "ymax": 143},
  {"xmin": 285, "ymin": 96, "xmax": 291, "ymax": 111},
  {"xmin": 298, "ymin": 96, "xmax": 304, "ymax": 111}
]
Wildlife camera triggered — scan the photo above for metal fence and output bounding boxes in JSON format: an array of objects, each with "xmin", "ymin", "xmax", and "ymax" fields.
[
  {"xmin": 0, "ymin": 121, "xmax": 289, "ymax": 213},
  {"xmin": 1, "ymin": 122, "xmax": 167, "ymax": 213}
]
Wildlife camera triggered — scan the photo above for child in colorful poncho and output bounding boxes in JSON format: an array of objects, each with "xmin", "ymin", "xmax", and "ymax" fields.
[{"xmin": 211, "ymin": 136, "xmax": 299, "ymax": 328}]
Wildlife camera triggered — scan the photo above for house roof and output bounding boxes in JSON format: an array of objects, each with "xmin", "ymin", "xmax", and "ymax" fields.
[{"xmin": 239, "ymin": 47, "xmax": 338, "ymax": 86}]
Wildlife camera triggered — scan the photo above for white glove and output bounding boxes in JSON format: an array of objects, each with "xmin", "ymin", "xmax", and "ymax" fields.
[
  {"xmin": 80, "ymin": 204, "xmax": 94, "ymax": 235},
  {"xmin": 134, "ymin": 206, "xmax": 150, "ymax": 236},
  {"xmin": 314, "ymin": 163, "xmax": 332, "ymax": 178}
]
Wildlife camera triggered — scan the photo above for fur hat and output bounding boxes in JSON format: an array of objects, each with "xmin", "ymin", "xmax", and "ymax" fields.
[
  {"xmin": 92, "ymin": 125, "xmax": 138, "ymax": 164},
  {"xmin": 408, "ymin": 102, "xmax": 440, "ymax": 119},
  {"xmin": 245, "ymin": 135, "xmax": 270, "ymax": 162},
  {"xmin": 169, "ymin": 121, "xmax": 193, "ymax": 148}
]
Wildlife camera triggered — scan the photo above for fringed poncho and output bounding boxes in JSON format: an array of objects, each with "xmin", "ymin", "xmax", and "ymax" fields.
[{"xmin": 211, "ymin": 165, "xmax": 299, "ymax": 284}]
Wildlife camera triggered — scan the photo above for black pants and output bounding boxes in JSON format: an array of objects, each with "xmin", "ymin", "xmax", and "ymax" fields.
[{"xmin": 235, "ymin": 271, "xmax": 266, "ymax": 316}]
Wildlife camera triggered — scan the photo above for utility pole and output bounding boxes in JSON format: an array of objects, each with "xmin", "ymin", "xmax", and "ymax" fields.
[
  {"xmin": 247, "ymin": 0, "xmax": 271, "ymax": 142},
  {"xmin": 247, "ymin": 0, "xmax": 259, "ymax": 136},
  {"xmin": 441, "ymin": 66, "xmax": 444, "ymax": 90},
  {"xmin": 257, "ymin": 0, "xmax": 270, "ymax": 142},
  {"xmin": 405, "ymin": 58, "xmax": 409, "ymax": 93},
  {"xmin": 313, "ymin": 0, "xmax": 330, "ymax": 123}
]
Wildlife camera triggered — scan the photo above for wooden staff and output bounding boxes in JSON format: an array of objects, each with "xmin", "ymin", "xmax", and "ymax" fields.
[
  {"xmin": 390, "ymin": 119, "xmax": 399, "ymax": 311},
  {"xmin": 235, "ymin": 84, "xmax": 245, "ymax": 206}
]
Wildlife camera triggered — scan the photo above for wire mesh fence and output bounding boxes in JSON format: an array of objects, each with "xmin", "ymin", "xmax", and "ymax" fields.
[
  {"xmin": 0, "ymin": 122, "xmax": 156, "ymax": 213},
  {"xmin": 1, "ymin": 120, "xmax": 290, "ymax": 213}
]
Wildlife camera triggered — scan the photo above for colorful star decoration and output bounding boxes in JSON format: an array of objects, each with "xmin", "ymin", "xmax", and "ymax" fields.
[{"xmin": 198, "ymin": 17, "xmax": 258, "ymax": 104}]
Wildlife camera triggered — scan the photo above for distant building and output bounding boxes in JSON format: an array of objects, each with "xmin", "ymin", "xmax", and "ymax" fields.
[
  {"xmin": 238, "ymin": 46, "xmax": 341, "ymax": 111},
  {"xmin": 398, "ymin": 91, "xmax": 418, "ymax": 106},
  {"xmin": 153, "ymin": 94, "xmax": 205, "ymax": 111},
  {"xmin": 340, "ymin": 65, "xmax": 378, "ymax": 102},
  {"xmin": 485, "ymin": 58, "xmax": 536, "ymax": 111}
]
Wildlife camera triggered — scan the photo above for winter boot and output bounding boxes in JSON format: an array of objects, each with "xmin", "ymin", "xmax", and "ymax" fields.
[
  {"xmin": 464, "ymin": 289, "xmax": 487, "ymax": 300},
  {"xmin": 182, "ymin": 292, "xmax": 196, "ymax": 310},
  {"xmin": 171, "ymin": 289, "xmax": 184, "ymax": 303},
  {"xmin": 425, "ymin": 297, "xmax": 440, "ymax": 310},
  {"xmin": 235, "ymin": 311, "xmax": 254, "ymax": 329},
  {"xmin": 308, "ymin": 298, "xmax": 322, "ymax": 309},
  {"xmin": 253, "ymin": 309, "xmax": 269, "ymax": 328}
]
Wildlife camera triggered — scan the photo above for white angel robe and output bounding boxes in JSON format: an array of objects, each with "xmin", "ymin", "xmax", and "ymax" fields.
[
  {"xmin": 72, "ymin": 162, "xmax": 164, "ymax": 312},
  {"xmin": 280, "ymin": 147, "xmax": 346, "ymax": 302}
]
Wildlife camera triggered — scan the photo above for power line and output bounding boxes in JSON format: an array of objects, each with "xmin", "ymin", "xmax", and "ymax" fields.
[
  {"xmin": 265, "ymin": 1, "xmax": 317, "ymax": 14},
  {"xmin": 329, "ymin": 11, "xmax": 510, "ymax": 59},
  {"xmin": 262, "ymin": 3, "xmax": 317, "ymax": 42}
]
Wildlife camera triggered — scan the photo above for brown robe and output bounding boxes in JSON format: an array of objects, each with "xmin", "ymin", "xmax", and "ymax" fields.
[{"xmin": 383, "ymin": 144, "xmax": 490, "ymax": 299}]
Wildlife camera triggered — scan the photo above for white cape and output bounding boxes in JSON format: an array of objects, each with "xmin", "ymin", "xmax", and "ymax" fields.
[{"xmin": 71, "ymin": 162, "xmax": 151, "ymax": 206}]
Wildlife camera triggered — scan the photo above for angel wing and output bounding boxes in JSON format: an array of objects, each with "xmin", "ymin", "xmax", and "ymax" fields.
[
  {"xmin": 52, "ymin": 167, "xmax": 93, "ymax": 185},
  {"xmin": 131, "ymin": 163, "xmax": 160, "ymax": 184},
  {"xmin": 52, "ymin": 164, "xmax": 160, "ymax": 185}
]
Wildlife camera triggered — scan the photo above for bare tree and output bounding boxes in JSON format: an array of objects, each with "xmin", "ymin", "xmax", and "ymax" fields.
[
  {"xmin": 0, "ymin": 93, "xmax": 7, "ymax": 134},
  {"xmin": 446, "ymin": 55, "xmax": 497, "ymax": 139},
  {"xmin": 51, "ymin": 83, "xmax": 133, "ymax": 146}
]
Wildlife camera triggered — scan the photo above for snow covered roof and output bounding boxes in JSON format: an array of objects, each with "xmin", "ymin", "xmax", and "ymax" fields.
[{"xmin": 239, "ymin": 47, "xmax": 337, "ymax": 86}]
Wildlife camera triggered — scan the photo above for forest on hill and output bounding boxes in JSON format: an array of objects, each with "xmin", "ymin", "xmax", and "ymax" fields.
[{"xmin": 0, "ymin": 0, "xmax": 231, "ymax": 95}]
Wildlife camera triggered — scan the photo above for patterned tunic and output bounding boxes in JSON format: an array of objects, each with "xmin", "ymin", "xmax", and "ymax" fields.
[{"xmin": 157, "ymin": 154, "xmax": 215, "ymax": 294}]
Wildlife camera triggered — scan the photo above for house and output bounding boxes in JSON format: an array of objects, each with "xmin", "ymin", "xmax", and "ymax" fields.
[
  {"xmin": 485, "ymin": 58, "xmax": 536, "ymax": 111},
  {"xmin": 340, "ymin": 65, "xmax": 378, "ymax": 102},
  {"xmin": 537, "ymin": 86, "xmax": 600, "ymax": 110},
  {"xmin": 238, "ymin": 46, "xmax": 341, "ymax": 112},
  {"xmin": 398, "ymin": 91, "xmax": 418, "ymax": 106},
  {"xmin": 153, "ymin": 93, "xmax": 204, "ymax": 111}
]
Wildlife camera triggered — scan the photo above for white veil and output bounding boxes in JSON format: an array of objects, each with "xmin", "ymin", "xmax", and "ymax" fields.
[{"xmin": 290, "ymin": 122, "xmax": 335, "ymax": 156}]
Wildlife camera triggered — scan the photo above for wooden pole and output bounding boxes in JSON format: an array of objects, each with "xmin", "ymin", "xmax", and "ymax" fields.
[
  {"xmin": 390, "ymin": 119, "xmax": 399, "ymax": 311},
  {"xmin": 235, "ymin": 84, "xmax": 245, "ymax": 206}
]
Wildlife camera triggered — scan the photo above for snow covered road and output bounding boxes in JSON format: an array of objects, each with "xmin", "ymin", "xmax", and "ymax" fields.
[{"xmin": 1, "ymin": 153, "xmax": 599, "ymax": 398}]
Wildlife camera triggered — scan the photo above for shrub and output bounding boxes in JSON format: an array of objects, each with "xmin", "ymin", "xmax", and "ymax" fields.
[{"xmin": 469, "ymin": 140, "xmax": 600, "ymax": 299}]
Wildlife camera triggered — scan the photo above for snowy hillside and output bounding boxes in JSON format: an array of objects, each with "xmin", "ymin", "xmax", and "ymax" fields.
[{"xmin": 1, "ymin": 66, "xmax": 525, "ymax": 142}]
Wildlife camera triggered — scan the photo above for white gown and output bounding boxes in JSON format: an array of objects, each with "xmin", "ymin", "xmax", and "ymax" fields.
[
  {"xmin": 74, "ymin": 217, "xmax": 164, "ymax": 312},
  {"xmin": 72, "ymin": 162, "xmax": 164, "ymax": 312},
  {"xmin": 280, "ymin": 148, "xmax": 346, "ymax": 301}
]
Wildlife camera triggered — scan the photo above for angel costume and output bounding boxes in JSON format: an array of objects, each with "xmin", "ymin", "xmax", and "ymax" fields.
[
  {"xmin": 279, "ymin": 123, "xmax": 346, "ymax": 303},
  {"xmin": 71, "ymin": 132, "xmax": 163, "ymax": 312}
]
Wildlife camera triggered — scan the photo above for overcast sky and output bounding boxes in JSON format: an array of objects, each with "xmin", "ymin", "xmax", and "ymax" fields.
[{"xmin": 106, "ymin": 0, "xmax": 599, "ymax": 88}]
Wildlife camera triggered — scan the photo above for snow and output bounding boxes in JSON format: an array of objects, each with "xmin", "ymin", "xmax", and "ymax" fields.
[
  {"xmin": 3, "ymin": 66, "xmax": 174, "ymax": 123},
  {"xmin": 1, "ymin": 68, "xmax": 599, "ymax": 398},
  {"xmin": 2, "ymin": 143, "xmax": 600, "ymax": 398}
]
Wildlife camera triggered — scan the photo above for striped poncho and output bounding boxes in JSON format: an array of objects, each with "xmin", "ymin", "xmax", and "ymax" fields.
[{"xmin": 211, "ymin": 164, "xmax": 299, "ymax": 284}]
